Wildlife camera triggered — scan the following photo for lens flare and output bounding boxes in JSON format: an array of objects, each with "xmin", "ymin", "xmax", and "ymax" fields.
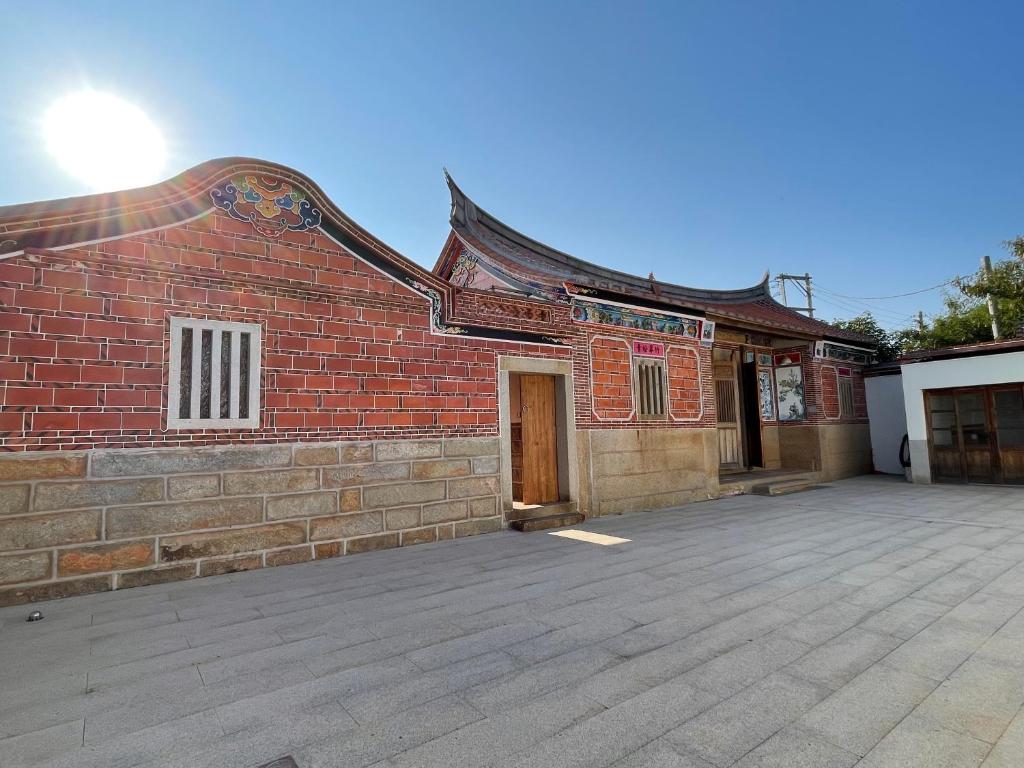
[{"xmin": 44, "ymin": 90, "xmax": 167, "ymax": 191}]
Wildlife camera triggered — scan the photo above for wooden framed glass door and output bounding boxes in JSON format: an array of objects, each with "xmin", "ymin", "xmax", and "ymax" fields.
[
  {"xmin": 992, "ymin": 385, "xmax": 1024, "ymax": 484},
  {"xmin": 926, "ymin": 384, "xmax": 1024, "ymax": 484},
  {"xmin": 956, "ymin": 390, "xmax": 995, "ymax": 483},
  {"xmin": 926, "ymin": 392, "xmax": 962, "ymax": 481}
]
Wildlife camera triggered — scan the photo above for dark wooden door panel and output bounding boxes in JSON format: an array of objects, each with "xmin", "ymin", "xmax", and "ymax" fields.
[
  {"xmin": 956, "ymin": 391, "xmax": 994, "ymax": 483},
  {"xmin": 926, "ymin": 391, "xmax": 963, "ymax": 483},
  {"xmin": 521, "ymin": 374, "xmax": 559, "ymax": 505},
  {"xmin": 993, "ymin": 386, "xmax": 1024, "ymax": 484}
]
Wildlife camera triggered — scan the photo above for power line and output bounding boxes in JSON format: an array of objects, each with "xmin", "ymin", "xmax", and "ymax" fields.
[
  {"xmin": 814, "ymin": 279, "xmax": 960, "ymax": 301},
  {"xmin": 810, "ymin": 289, "xmax": 922, "ymax": 322},
  {"xmin": 812, "ymin": 293, "xmax": 919, "ymax": 327}
]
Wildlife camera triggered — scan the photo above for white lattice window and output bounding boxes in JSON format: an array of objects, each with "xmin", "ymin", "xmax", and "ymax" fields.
[
  {"xmin": 167, "ymin": 317, "xmax": 261, "ymax": 429},
  {"xmin": 634, "ymin": 358, "xmax": 667, "ymax": 420}
]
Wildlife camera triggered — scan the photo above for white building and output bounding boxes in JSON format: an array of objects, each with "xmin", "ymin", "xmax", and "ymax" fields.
[{"xmin": 865, "ymin": 339, "xmax": 1024, "ymax": 485}]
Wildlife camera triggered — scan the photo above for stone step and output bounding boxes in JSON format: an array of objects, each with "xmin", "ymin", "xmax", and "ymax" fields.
[
  {"xmin": 751, "ymin": 478, "xmax": 816, "ymax": 496},
  {"xmin": 506, "ymin": 501, "xmax": 577, "ymax": 523},
  {"xmin": 509, "ymin": 512, "xmax": 586, "ymax": 532}
]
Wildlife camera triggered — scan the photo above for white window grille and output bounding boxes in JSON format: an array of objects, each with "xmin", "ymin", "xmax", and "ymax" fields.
[
  {"xmin": 839, "ymin": 376, "xmax": 855, "ymax": 418},
  {"xmin": 635, "ymin": 358, "xmax": 667, "ymax": 420},
  {"xmin": 167, "ymin": 317, "xmax": 261, "ymax": 429}
]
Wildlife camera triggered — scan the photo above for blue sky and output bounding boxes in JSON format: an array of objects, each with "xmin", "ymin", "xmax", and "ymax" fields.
[{"xmin": 4, "ymin": 1, "xmax": 1023, "ymax": 329}]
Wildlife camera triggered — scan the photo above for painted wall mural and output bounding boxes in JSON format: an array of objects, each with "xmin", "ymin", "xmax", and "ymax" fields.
[
  {"xmin": 571, "ymin": 299, "xmax": 701, "ymax": 339},
  {"xmin": 775, "ymin": 365, "xmax": 806, "ymax": 421},
  {"xmin": 210, "ymin": 175, "xmax": 321, "ymax": 238},
  {"xmin": 758, "ymin": 368, "xmax": 776, "ymax": 421}
]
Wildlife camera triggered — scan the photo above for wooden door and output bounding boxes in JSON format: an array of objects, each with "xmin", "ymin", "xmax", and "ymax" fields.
[
  {"xmin": 992, "ymin": 385, "xmax": 1024, "ymax": 484},
  {"xmin": 714, "ymin": 351, "xmax": 742, "ymax": 468},
  {"xmin": 926, "ymin": 391, "xmax": 963, "ymax": 482},
  {"xmin": 956, "ymin": 390, "xmax": 995, "ymax": 483},
  {"xmin": 520, "ymin": 374, "xmax": 559, "ymax": 504}
]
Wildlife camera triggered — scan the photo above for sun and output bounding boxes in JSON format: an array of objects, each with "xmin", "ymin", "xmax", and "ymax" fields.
[{"xmin": 43, "ymin": 90, "xmax": 167, "ymax": 192}]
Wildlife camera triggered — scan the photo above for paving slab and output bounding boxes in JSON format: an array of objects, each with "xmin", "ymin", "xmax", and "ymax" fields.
[{"xmin": 2, "ymin": 476, "xmax": 1024, "ymax": 767}]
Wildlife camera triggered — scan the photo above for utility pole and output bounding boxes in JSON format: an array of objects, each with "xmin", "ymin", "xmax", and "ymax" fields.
[
  {"xmin": 776, "ymin": 273, "xmax": 814, "ymax": 318},
  {"xmin": 982, "ymin": 256, "xmax": 1001, "ymax": 340},
  {"xmin": 917, "ymin": 311, "xmax": 925, "ymax": 332}
]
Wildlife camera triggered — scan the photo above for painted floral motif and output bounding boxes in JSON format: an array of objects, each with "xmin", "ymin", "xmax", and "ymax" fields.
[
  {"xmin": 775, "ymin": 365, "xmax": 806, "ymax": 421},
  {"xmin": 757, "ymin": 368, "xmax": 776, "ymax": 421},
  {"xmin": 450, "ymin": 250, "xmax": 479, "ymax": 287},
  {"xmin": 210, "ymin": 175, "xmax": 322, "ymax": 238},
  {"xmin": 410, "ymin": 280, "xmax": 466, "ymax": 335},
  {"xmin": 571, "ymin": 299, "xmax": 700, "ymax": 338},
  {"xmin": 563, "ymin": 282, "xmax": 596, "ymax": 295}
]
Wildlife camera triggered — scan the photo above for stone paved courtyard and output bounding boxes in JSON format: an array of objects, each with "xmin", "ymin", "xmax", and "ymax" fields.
[{"xmin": 3, "ymin": 476, "xmax": 1024, "ymax": 768}]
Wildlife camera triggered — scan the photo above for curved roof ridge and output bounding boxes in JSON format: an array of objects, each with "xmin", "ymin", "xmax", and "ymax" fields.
[
  {"xmin": 0, "ymin": 157, "xmax": 441, "ymax": 288},
  {"xmin": 445, "ymin": 171, "xmax": 773, "ymax": 304}
]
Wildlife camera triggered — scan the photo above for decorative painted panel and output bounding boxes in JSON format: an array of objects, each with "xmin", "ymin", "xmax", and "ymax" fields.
[
  {"xmin": 210, "ymin": 175, "xmax": 321, "ymax": 238},
  {"xmin": 773, "ymin": 351, "xmax": 802, "ymax": 367},
  {"xmin": 757, "ymin": 368, "xmax": 775, "ymax": 422},
  {"xmin": 814, "ymin": 341, "xmax": 872, "ymax": 365},
  {"xmin": 572, "ymin": 299, "xmax": 701, "ymax": 339},
  {"xmin": 700, "ymin": 320, "xmax": 716, "ymax": 347},
  {"xmin": 775, "ymin": 365, "xmax": 806, "ymax": 421}
]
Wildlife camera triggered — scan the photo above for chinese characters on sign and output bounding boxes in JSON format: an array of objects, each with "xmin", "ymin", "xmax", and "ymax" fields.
[{"xmin": 632, "ymin": 341, "xmax": 665, "ymax": 357}]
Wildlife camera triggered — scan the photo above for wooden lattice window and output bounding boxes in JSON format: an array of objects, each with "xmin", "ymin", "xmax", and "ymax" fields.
[
  {"xmin": 635, "ymin": 358, "xmax": 667, "ymax": 420},
  {"xmin": 839, "ymin": 376, "xmax": 855, "ymax": 418},
  {"xmin": 167, "ymin": 317, "xmax": 261, "ymax": 429}
]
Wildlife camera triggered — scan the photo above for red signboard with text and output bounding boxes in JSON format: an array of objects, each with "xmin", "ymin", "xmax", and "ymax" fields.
[{"xmin": 632, "ymin": 340, "xmax": 665, "ymax": 357}]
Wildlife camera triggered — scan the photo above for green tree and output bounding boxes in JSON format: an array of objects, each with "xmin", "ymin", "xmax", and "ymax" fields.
[
  {"xmin": 829, "ymin": 312, "xmax": 903, "ymax": 362},
  {"xmin": 901, "ymin": 236, "xmax": 1024, "ymax": 350}
]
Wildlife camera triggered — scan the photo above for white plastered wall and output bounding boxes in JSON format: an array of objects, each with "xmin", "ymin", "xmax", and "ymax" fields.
[
  {"xmin": 864, "ymin": 373, "xmax": 907, "ymax": 475},
  {"xmin": 901, "ymin": 350, "xmax": 1024, "ymax": 483}
]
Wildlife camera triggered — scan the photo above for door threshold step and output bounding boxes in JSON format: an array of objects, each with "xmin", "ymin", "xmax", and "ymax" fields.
[
  {"xmin": 507, "ymin": 501, "xmax": 577, "ymax": 522},
  {"xmin": 751, "ymin": 479, "xmax": 816, "ymax": 496},
  {"xmin": 509, "ymin": 512, "xmax": 585, "ymax": 532}
]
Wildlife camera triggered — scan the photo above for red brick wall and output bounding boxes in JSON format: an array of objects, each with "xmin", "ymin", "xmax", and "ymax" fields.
[
  {"xmin": 0, "ymin": 211, "xmax": 570, "ymax": 450},
  {"xmin": 821, "ymin": 364, "xmax": 841, "ymax": 419},
  {"xmin": 581, "ymin": 331, "xmax": 713, "ymax": 427},
  {"xmin": 588, "ymin": 335, "xmax": 634, "ymax": 421},
  {"xmin": 667, "ymin": 344, "xmax": 703, "ymax": 421}
]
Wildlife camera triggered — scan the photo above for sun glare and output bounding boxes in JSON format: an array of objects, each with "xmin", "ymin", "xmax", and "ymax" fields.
[{"xmin": 44, "ymin": 90, "xmax": 167, "ymax": 192}]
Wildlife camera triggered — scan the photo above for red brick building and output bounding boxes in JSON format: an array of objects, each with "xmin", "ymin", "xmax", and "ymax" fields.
[{"xmin": 0, "ymin": 158, "xmax": 873, "ymax": 604}]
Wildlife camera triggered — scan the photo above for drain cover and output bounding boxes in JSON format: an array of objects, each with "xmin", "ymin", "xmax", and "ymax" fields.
[{"xmin": 256, "ymin": 757, "xmax": 298, "ymax": 768}]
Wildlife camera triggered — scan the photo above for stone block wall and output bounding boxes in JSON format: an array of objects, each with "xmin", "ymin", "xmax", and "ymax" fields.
[
  {"xmin": 0, "ymin": 437, "xmax": 501, "ymax": 606},
  {"xmin": 579, "ymin": 427, "xmax": 719, "ymax": 516}
]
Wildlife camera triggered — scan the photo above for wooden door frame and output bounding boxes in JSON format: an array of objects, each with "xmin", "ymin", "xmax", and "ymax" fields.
[
  {"xmin": 926, "ymin": 385, "xmax": 1001, "ymax": 484},
  {"xmin": 498, "ymin": 357, "xmax": 579, "ymax": 515},
  {"xmin": 714, "ymin": 346, "xmax": 745, "ymax": 470}
]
